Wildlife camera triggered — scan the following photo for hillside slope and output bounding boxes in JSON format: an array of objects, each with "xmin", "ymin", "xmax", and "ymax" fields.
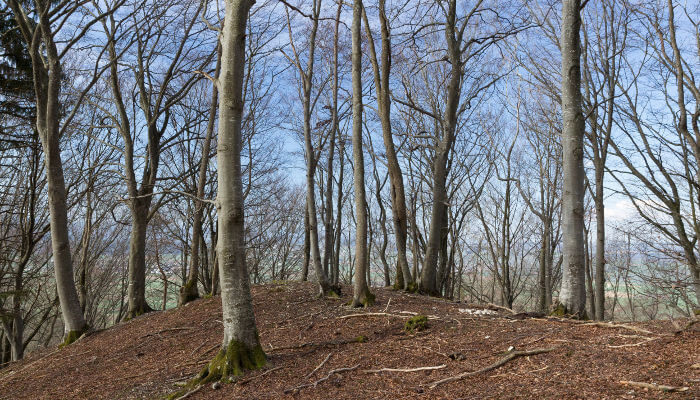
[{"xmin": 0, "ymin": 283, "xmax": 697, "ymax": 399}]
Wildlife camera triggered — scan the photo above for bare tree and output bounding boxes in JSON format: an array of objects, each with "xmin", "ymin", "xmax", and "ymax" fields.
[
  {"xmin": 6, "ymin": 0, "xmax": 124, "ymax": 344},
  {"xmin": 362, "ymin": 0, "xmax": 413, "ymax": 290}
]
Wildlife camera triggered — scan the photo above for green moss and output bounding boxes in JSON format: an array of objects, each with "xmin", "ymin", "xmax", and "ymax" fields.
[
  {"xmin": 550, "ymin": 303, "xmax": 567, "ymax": 317},
  {"xmin": 405, "ymin": 282, "xmax": 419, "ymax": 293},
  {"xmin": 404, "ymin": 315, "xmax": 429, "ymax": 333},
  {"xmin": 58, "ymin": 326, "xmax": 89, "ymax": 349},
  {"xmin": 355, "ymin": 335, "xmax": 368, "ymax": 343},
  {"xmin": 166, "ymin": 338, "xmax": 266, "ymax": 399},
  {"xmin": 179, "ymin": 280, "xmax": 200, "ymax": 306},
  {"xmin": 549, "ymin": 303, "xmax": 588, "ymax": 320},
  {"xmin": 694, "ymin": 308, "xmax": 700, "ymax": 316},
  {"xmin": 350, "ymin": 289, "xmax": 375, "ymax": 308}
]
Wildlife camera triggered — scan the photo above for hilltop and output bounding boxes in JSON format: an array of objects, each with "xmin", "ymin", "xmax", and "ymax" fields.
[{"xmin": 0, "ymin": 282, "xmax": 697, "ymax": 399}]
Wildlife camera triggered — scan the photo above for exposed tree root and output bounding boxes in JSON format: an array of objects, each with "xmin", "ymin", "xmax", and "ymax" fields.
[
  {"xmin": 166, "ymin": 340, "xmax": 266, "ymax": 399},
  {"xmin": 427, "ymin": 348, "xmax": 556, "ymax": 389},
  {"xmin": 283, "ymin": 364, "xmax": 360, "ymax": 394},
  {"xmin": 607, "ymin": 337, "xmax": 659, "ymax": 348},
  {"xmin": 59, "ymin": 326, "xmax": 91, "ymax": 349},
  {"xmin": 619, "ymin": 380, "xmax": 689, "ymax": 392}
]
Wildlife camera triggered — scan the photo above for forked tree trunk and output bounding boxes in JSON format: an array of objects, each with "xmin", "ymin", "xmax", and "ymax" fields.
[{"xmin": 557, "ymin": 0, "xmax": 587, "ymax": 318}]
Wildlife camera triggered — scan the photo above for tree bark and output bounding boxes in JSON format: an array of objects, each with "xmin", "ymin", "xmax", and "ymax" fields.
[
  {"xmin": 180, "ymin": 47, "xmax": 221, "ymax": 306},
  {"xmin": 361, "ymin": 0, "xmax": 412, "ymax": 290},
  {"xmin": 350, "ymin": 0, "xmax": 374, "ymax": 307},
  {"xmin": 557, "ymin": 0, "xmax": 587, "ymax": 318},
  {"xmin": 420, "ymin": 0, "xmax": 461, "ymax": 296},
  {"xmin": 8, "ymin": 0, "xmax": 88, "ymax": 340},
  {"xmin": 198, "ymin": 0, "xmax": 265, "ymax": 381}
]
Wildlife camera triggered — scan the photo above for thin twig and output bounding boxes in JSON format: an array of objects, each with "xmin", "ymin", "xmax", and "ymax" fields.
[
  {"xmin": 304, "ymin": 353, "xmax": 332, "ymax": 379},
  {"xmin": 283, "ymin": 364, "xmax": 360, "ymax": 394}
]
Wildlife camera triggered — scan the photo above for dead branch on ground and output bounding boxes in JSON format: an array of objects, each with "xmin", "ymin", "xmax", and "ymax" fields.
[
  {"xmin": 427, "ymin": 348, "xmax": 556, "ymax": 389},
  {"xmin": 619, "ymin": 380, "xmax": 689, "ymax": 392},
  {"xmin": 364, "ymin": 364, "xmax": 446, "ymax": 373},
  {"xmin": 304, "ymin": 353, "xmax": 332, "ymax": 379}
]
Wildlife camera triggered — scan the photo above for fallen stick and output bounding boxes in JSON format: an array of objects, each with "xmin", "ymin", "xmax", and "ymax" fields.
[
  {"xmin": 268, "ymin": 337, "xmax": 366, "ymax": 352},
  {"xmin": 582, "ymin": 322, "xmax": 654, "ymax": 335},
  {"xmin": 337, "ymin": 312, "xmax": 411, "ymax": 319},
  {"xmin": 607, "ymin": 337, "xmax": 659, "ymax": 348},
  {"xmin": 486, "ymin": 302, "xmax": 516, "ymax": 315},
  {"xmin": 364, "ymin": 364, "xmax": 446, "ymax": 373},
  {"xmin": 427, "ymin": 348, "xmax": 555, "ymax": 389},
  {"xmin": 619, "ymin": 380, "xmax": 689, "ymax": 392},
  {"xmin": 283, "ymin": 364, "xmax": 360, "ymax": 394},
  {"xmin": 237, "ymin": 365, "xmax": 285, "ymax": 386},
  {"xmin": 304, "ymin": 353, "xmax": 332, "ymax": 379}
]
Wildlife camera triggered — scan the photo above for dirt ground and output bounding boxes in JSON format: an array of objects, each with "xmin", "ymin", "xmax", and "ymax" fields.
[{"xmin": 0, "ymin": 282, "xmax": 697, "ymax": 399}]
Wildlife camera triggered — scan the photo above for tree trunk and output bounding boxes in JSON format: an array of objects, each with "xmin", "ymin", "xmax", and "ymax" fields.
[
  {"xmin": 350, "ymin": 0, "xmax": 373, "ymax": 307},
  {"xmin": 419, "ymin": 0, "xmax": 461, "ymax": 297},
  {"xmin": 180, "ymin": 47, "xmax": 221, "ymax": 306},
  {"xmin": 127, "ymin": 203, "xmax": 153, "ymax": 318},
  {"xmin": 557, "ymin": 0, "xmax": 587, "ymax": 318},
  {"xmin": 301, "ymin": 205, "xmax": 310, "ymax": 281},
  {"xmin": 332, "ymin": 137, "xmax": 346, "ymax": 286},
  {"xmin": 361, "ymin": 0, "xmax": 412, "ymax": 290},
  {"xmin": 197, "ymin": 0, "xmax": 265, "ymax": 383}
]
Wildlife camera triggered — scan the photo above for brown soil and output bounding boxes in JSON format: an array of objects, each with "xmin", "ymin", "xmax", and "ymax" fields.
[{"xmin": 0, "ymin": 282, "xmax": 697, "ymax": 399}]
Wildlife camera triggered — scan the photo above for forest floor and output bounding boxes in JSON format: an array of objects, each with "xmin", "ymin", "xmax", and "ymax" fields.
[{"xmin": 0, "ymin": 282, "xmax": 698, "ymax": 399}]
